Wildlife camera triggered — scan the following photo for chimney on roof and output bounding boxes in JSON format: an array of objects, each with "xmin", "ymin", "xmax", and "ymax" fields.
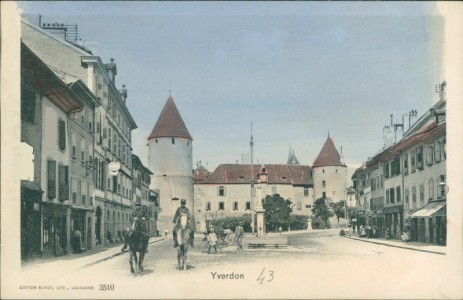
[
  {"xmin": 119, "ymin": 84, "xmax": 127, "ymax": 103},
  {"xmin": 105, "ymin": 57, "xmax": 117, "ymax": 84}
]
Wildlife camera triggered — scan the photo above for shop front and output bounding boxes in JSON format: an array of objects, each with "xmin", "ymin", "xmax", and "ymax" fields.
[
  {"xmin": 383, "ymin": 204, "xmax": 404, "ymax": 240},
  {"xmin": 71, "ymin": 207, "xmax": 95, "ymax": 252},
  {"xmin": 42, "ymin": 202, "xmax": 70, "ymax": 257},
  {"xmin": 410, "ymin": 200, "xmax": 446, "ymax": 245},
  {"xmin": 21, "ymin": 181, "xmax": 42, "ymax": 261},
  {"xmin": 369, "ymin": 211, "xmax": 385, "ymax": 238},
  {"xmin": 355, "ymin": 210, "xmax": 366, "ymax": 233}
]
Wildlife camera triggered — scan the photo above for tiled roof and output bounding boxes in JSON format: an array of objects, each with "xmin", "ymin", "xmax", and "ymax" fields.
[
  {"xmin": 366, "ymin": 119, "xmax": 445, "ymax": 165},
  {"xmin": 200, "ymin": 164, "xmax": 313, "ymax": 185},
  {"xmin": 148, "ymin": 96, "xmax": 192, "ymax": 140},
  {"xmin": 312, "ymin": 137, "xmax": 343, "ymax": 168}
]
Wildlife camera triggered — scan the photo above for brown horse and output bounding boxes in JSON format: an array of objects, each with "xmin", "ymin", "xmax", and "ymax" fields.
[
  {"xmin": 176, "ymin": 214, "xmax": 190, "ymax": 270},
  {"xmin": 124, "ymin": 216, "xmax": 149, "ymax": 273}
]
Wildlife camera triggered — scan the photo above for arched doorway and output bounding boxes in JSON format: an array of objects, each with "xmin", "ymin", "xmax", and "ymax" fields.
[{"xmin": 95, "ymin": 207, "xmax": 102, "ymax": 245}]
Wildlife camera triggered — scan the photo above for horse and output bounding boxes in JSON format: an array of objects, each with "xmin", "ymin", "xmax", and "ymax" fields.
[
  {"xmin": 176, "ymin": 214, "xmax": 191, "ymax": 270},
  {"xmin": 124, "ymin": 216, "xmax": 149, "ymax": 274}
]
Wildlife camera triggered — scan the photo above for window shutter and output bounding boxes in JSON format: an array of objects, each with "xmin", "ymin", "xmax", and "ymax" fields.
[
  {"xmin": 58, "ymin": 119, "xmax": 66, "ymax": 150},
  {"xmin": 47, "ymin": 159, "xmax": 57, "ymax": 199},
  {"xmin": 434, "ymin": 140, "xmax": 441, "ymax": 162},
  {"xmin": 426, "ymin": 145, "xmax": 434, "ymax": 165},
  {"xmin": 417, "ymin": 147, "xmax": 424, "ymax": 169},
  {"xmin": 113, "ymin": 176, "xmax": 118, "ymax": 193},
  {"xmin": 58, "ymin": 165, "xmax": 69, "ymax": 201}
]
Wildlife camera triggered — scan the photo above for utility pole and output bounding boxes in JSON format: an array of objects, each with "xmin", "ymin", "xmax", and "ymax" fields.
[{"xmin": 250, "ymin": 122, "xmax": 255, "ymax": 234}]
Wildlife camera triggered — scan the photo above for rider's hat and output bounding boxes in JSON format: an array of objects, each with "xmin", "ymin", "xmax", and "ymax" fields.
[
  {"xmin": 135, "ymin": 202, "xmax": 141, "ymax": 206},
  {"xmin": 180, "ymin": 199, "xmax": 186, "ymax": 204}
]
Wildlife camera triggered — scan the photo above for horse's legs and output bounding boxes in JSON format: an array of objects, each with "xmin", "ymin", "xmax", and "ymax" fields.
[
  {"xmin": 177, "ymin": 247, "xmax": 181, "ymax": 269},
  {"xmin": 183, "ymin": 246, "xmax": 187, "ymax": 270},
  {"xmin": 129, "ymin": 251, "xmax": 135, "ymax": 273},
  {"xmin": 139, "ymin": 251, "xmax": 145, "ymax": 272}
]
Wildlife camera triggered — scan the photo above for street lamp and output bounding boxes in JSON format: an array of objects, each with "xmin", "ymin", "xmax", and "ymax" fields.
[{"xmin": 438, "ymin": 175, "xmax": 449, "ymax": 197}]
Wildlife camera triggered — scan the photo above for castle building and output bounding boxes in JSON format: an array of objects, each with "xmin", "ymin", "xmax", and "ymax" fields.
[
  {"xmin": 194, "ymin": 163, "xmax": 314, "ymax": 232},
  {"xmin": 312, "ymin": 135, "xmax": 348, "ymax": 204},
  {"xmin": 148, "ymin": 95, "xmax": 195, "ymax": 232}
]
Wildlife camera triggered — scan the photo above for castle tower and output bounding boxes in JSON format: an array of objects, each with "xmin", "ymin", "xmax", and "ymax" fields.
[
  {"xmin": 312, "ymin": 135, "xmax": 347, "ymax": 204},
  {"xmin": 148, "ymin": 95, "xmax": 194, "ymax": 232}
]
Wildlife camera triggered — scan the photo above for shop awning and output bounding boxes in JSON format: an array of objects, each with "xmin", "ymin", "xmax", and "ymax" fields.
[{"xmin": 411, "ymin": 201, "xmax": 446, "ymax": 218}]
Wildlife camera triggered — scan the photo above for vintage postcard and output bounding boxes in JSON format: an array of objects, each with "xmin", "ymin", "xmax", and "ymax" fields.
[{"xmin": 1, "ymin": 1, "xmax": 462, "ymax": 299}]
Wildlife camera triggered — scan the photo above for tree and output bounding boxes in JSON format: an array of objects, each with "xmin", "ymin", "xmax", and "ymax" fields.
[
  {"xmin": 332, "ymin": 200, "xmax": 347, "ymax": 223},
  {"xmin": 331, "ymin": 200, "xmax": 358, "ymax": 224},
  {"xmin": 311, "ymin": 197, "xmax": 334, "ymax": 228},
  {"xmin": 262, "ymin": 194, "xmax": 293, "ymax": 232}
]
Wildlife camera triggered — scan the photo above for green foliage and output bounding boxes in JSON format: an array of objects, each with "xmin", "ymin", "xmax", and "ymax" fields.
[
  {"xmin": 289, "ymin": 214, "xmax": 309, "ymax": 230},
  {"xmin": 332, "ymin": 200, "xmax": 347, "ymax": 221},
  {"xmin": 262, "ymin": 194, "xmax": 293, "ymax": 232},
  {"xmin": 311, "ymin": 197, "xmax": 334, "ymax": 225},
  {"xmin": 210, "ymin": 214, "xmax": 252, "ymax": 233},
  {"xmin": 311, "ymin": 216, "xmax": 328, "ymax": 229},
  {"xmin": 331, "ymin": 200, "xmax": 358, "ymax": 223}
]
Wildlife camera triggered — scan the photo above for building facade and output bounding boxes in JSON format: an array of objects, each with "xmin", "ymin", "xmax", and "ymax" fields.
[
  {"xmin": 21, "ymin": 43, "xmax": 84, "ymax": 258},
  {"xmin": 352, "ymin": 89, "xmax": 446, "ymax": 245},
  {"xmin": 20, "ymin": 15, "xmax": 147, "ymax": 260},
  {"xmin": 132, "ymin": 154, "xmax": 158, "ymax": 237}
]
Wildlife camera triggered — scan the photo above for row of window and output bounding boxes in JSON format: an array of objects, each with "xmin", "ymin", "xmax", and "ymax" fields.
[
  {"xmin": 203, "ymin": 200, "xmax": 306, "ymax": 211},
  {"xmin": 103, "ymin": 126, "xmax": 132, "ymax": 167},
  {"xmin": 365, "ymin": 176, "xmax": 446, "ymax": 211},
  {"xmin": 384, "ymin": 138, "xmax": 446, "ymax": 179},
  {"xmin": 70, "ymin": 177, "xmax": 94, "ymax": 206},
  {"xmin": 215, "ymin": 186, "xmax": 311, "ymax": 197}
]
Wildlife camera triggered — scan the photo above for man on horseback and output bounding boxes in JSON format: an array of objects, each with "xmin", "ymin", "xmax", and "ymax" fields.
[
  {"xmin": 173, "ymin": 199, "xmax": 194, "ymax": 248},
  {"xmin": 121, "ymin": 202, "xmax": 148, "ymax": 252}
]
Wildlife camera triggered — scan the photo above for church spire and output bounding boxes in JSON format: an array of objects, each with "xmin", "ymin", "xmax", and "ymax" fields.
[{"xmin": 287, "ymin": 146, "xmax": 300, "ymax": 165}]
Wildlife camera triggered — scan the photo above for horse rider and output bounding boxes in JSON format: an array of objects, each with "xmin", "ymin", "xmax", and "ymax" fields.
[
  {"xmin": 172, "ymin": 199, "xmax": 194, "ymax": 248},
  {"xmin": 121, "ymin": 202, "xmax": 149, "ymax": 252}
]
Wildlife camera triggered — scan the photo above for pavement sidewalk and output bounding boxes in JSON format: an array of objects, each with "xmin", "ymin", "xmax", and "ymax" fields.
[
  {"xmin": 22, "ymin": 236, "xmax": 167, "ymax": 273},
  {"xmin": 347, "ymin": 235, "xmax": 446, "ymax": 255}
]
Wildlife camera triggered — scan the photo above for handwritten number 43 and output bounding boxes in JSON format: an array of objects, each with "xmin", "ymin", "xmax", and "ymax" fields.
[{"xmin": 257, "ymin": 268, "xmax": 274, "ymax": 284}]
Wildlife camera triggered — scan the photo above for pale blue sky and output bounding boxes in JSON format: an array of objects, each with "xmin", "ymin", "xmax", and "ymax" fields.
[{"xmin": 16, "ymin": 1, "xmax": 444, "ymax": 172}]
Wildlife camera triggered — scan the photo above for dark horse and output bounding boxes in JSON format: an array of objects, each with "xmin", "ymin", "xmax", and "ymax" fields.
[
  {"xmin": 124, "ymin": 216, "xmax": 149, "ymax": 273},
  {"xmin": 176, "ymin": 214, "xmax": 191, "ymax": 270}
]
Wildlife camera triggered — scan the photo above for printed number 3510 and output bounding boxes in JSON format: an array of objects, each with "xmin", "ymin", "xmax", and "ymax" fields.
[{"xmin": 99, "ymin": 284, "xmax": 115, "ymax": 291}]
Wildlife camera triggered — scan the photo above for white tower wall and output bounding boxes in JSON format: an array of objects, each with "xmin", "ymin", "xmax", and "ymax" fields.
[
  {"xmin": 148, "ymin": 137, "xmax": 194, "ymax": 232},
  {"xmin": 312, "ymin": 165, "xmax": 348, "ymax": 203}
]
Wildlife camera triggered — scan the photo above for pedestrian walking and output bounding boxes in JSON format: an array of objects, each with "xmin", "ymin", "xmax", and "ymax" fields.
[
  {"xmin": 360, "ymin": 225, "xmax": 366, "ymax": 238},
  {"xmin": 235, "ymin": 222, "xmax": 245, "ymax": 250},
  {"xmin": 72, "ymin": 228, "xmax": 83, "ymax": 253}
]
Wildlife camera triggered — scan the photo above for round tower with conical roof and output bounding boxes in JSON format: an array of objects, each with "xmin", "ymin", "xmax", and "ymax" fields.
[
  {"xmin": 312, "ymin": 135, "xmax": 347, "ymax": 205},
  {"xmin": 148, "ymin": 95, "xmax": 195, "ymax": 232}
]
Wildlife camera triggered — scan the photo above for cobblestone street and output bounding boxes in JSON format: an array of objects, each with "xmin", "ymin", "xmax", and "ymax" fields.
[{"xmin": 18, "ymin": 229, "xmax": 456, "ymax": 299}]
